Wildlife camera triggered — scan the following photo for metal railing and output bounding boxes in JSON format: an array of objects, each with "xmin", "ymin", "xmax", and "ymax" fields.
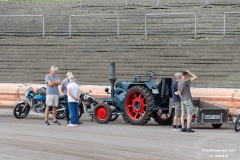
[
  {"xmin": 69, "ymin": 14, "xmax": 120, "ymax": 37},
  {"xmin": 223, "ymin": 12, "xmax": 240, "ymax": 35},
  {"xmin": 145, "ymin": 12, "xmax": 197, "ymax": 38},
  {"xmin": 0, "ymin": 15, "xmax": 45, "ymax": 37}
]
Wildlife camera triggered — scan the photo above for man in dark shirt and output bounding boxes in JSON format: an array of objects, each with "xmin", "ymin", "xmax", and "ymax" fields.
[
  {"xmin": 171, "ymin": 73, "xmax": 182, "ymax": 131},
  {"xmin": 178, "ymin": 70, "xmax": 198, "ymax": 132}
]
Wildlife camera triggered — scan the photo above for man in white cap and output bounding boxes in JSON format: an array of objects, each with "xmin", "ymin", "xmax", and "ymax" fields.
[{"xmin": 44, "ymin": 66, "xmax": 61, "ymax": 125}]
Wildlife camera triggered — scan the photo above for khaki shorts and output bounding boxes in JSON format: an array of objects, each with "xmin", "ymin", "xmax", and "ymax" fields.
[
  {"xmin": 173, "ymin": 102, "xmax": 181, "ymax": 117},
  {"xmin": 46, "ymin": 94, "xmax": 59, "ymax": 107},
  {"xmin": 181, "ymin": 99, "xmax": 195, "ymax": 114}
]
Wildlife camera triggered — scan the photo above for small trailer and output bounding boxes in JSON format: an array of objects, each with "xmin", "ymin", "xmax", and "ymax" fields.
[{"xmin": 192, "ymin": 99, "xmax": 229, "ymax": 129}]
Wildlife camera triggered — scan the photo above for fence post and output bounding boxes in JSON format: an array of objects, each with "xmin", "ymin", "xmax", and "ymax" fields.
[
  {"xmin": 42, "ymin": 16, "xmax": 45, "ymax": 37},
  {"xmin": 205, "ymin": 0, "xmax": 208, "ymax": 6},
  {"xmin": 145, "ymin": 14, "xmax": 147, "ymax": 36},
  {"xmin": 126, "ymin": 0, "xmax": 128, "ymax": 6},
  {"xmin": 223, "ymin": 13, "xmax": 226, "ymax": 35},
  {"xmin": 157, "ymin": 0, "xmax": 160, "ymax": 6},
  {"xmin": 195, "ymin": 13, "xmax": 197, "ymax": 38},
  {"xmin": 69, "ymin": 16, "xmax": 72, "ymax": 37},
  {"xmin": 117, "ymin": 15, "xmax": 120, "ymax": 36}
]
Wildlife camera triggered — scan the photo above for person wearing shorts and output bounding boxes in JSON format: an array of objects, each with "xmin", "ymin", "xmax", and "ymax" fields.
[
  {"xmin": 171, "ymin": 72, "xmax": 182, "ymax": 131},
  {"xmin": 178, "ymin": 70, "xmax": 198, "ymax": 133},
  {"xmin": 44, "ymin": 66, "xmax": 61, "ymax": 125}
]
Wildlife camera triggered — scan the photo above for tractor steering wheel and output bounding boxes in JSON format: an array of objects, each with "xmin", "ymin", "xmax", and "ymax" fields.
[{"xmin": 146, "ymin": 71, "xmax": 158, "ymax": 81}]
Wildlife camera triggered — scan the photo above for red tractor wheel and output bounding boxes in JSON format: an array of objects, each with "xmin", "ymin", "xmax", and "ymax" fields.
[
  {"xmin": 93, "ymin": 103, "xmax": 112, "ymax": 124},
  {"xmin": 124, "ymin": 85, "xmax": 154, "ymax": 125}
]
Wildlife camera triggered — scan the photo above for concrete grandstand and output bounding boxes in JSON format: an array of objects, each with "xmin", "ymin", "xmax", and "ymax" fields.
[{"xmin": 0, "ymin": 0, "xmax": 240, "ymax": 88}]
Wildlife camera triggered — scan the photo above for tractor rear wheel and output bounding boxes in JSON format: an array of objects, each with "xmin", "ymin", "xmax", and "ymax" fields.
[
  {"xmin": 93, "ymin": 103, "xmax": 112, "ymax": 124},
  {"xmin": 122, "ymin": 112, "xmax": 130, "ymax": 123},
  {"xmin": 152, "ymin": 109, "xmax": 174, "ymax": 125},
  {"xmin": 124, "ymin": 85, "xmax": 154, "ymax": 125}
]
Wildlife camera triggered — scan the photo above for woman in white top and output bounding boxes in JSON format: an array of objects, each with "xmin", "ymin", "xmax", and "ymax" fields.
[{"xmin": 67, "ymin": 75, "xmax": 81, "ymax": 126}]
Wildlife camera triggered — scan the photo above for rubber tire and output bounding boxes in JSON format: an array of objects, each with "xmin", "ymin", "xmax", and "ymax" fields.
[
  {"xmin": 79, "ymin": 103, "xmax": 84, "ymax": 119},
  {"xmin": 122, "ymin": 112, "xmax": 130, "ymax": 123},
  {"xmin": 235, "ymin": 115, "xmax": 240, "ymax": 132},
  {"xmin": 211, "ymin": 124, "xmax": 223, "ymax": 129},
  {"xmin": 123, "ymin": 85, "xmax": 154, "ymax": 125},
  {"xmin": 152, "ymin": 109, "xmax": 174, "ymax": 125},
  {"xmin": 13, "ymin": 102, "xmax": 30, "ymax": 119},
  {"xmin": 93, "ymin": 103, "xmax": 112, "ymax": 124},
  {"xmin": 56, "ymin": 100, "xmax": 66, "ymax": 119},
  {"xmin": 110, "ymin": 114, "xmax": 119, "ymax": 121}
]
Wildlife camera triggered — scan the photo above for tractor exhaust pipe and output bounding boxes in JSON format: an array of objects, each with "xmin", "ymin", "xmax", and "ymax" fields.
[{"xmin": 109, "ymin": 62, "xmax": 117, "ymax": 98}]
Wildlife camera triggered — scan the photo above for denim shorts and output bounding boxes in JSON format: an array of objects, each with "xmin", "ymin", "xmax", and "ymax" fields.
[{"xmin": 181, "ymin": 99, "xmax": 195, "ymax": 114}]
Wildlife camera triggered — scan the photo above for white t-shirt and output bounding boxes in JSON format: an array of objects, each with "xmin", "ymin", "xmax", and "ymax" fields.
[{"xmin": 67, "ymin": 82, "xmax": 80, "ymax": 103}]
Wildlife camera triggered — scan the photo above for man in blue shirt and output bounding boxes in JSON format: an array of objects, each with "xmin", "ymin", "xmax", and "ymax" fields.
[
  {"xmin": 171, "ymin": 72, "xmax": 182, "ymax": 131},
  {"xmin": 44, "ymin": 66, "xmax": 61, "ymax": 125}
]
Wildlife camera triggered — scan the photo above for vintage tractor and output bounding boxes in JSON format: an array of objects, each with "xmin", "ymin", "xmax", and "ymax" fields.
[{"xmin": 93, "ymin": 62, "xmax": 173, "ymax": 125}]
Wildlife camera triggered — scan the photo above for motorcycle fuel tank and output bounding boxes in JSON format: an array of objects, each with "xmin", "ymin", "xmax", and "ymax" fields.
[{"xmin": 33, "ymin": 94, "xmax": 46, "ymax": 101}]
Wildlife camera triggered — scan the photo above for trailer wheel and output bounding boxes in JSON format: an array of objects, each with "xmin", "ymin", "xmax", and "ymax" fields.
[
  {"xmin": 93, "ymin": 103, "xmax": 112, "ymax": 124},
  {"xmin": 124, "ymin": 85, "xmax": 154, "ymax": 125},
  {"xmin": 152, "ymin": 109, "xmax": 173, "ymax": 125},
  {"xmin": 211, "ymin": 124, "xmax": 222, "ymax": 129}
]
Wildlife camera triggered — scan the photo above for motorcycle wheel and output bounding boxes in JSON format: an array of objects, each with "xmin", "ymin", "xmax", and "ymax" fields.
[
  {"xmin": 79, "ymin": 103, "xmax": 84, "ymax": 119},
  {"xmin": 56, "ymin": 99, "xmax": 66, "ymax": 119},
  {"xmin": 13, "ymin": 102, "xmax": 30, "ymax": 119},
  {"xmin": 235, "ymin": 115, "xmax": 240, "ymax": 132}
]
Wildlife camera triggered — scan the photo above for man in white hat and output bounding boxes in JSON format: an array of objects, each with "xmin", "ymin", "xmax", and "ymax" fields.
[{"xmin": 44, "ymin": 66, "xmax": 61, "ymax": 125}]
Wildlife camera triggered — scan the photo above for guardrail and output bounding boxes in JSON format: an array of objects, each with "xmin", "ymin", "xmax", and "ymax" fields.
[
  {"xmin": 0, "ymin": 15, "xmax": 45, "ymax": 37},
  {"xmin": 223, "ymin": 12, "xmax": 240, "ymax": 35},
  {"xmin": 69, "ymin": 14, "xmax": 120, "ymax": 37},
  {"xmin": 145, "ymin": 12, "xmax": 197, "ymax": 38}
]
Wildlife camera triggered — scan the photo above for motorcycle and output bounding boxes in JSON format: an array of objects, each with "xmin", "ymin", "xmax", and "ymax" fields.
[
  {"xmin": 235, "ymin": 114, "xmax": 240, "ymax": 132},
  {"xmin": 79, "ymin": 92, "xmax": 119, "ymax": 122},
  {"xmin": 13, "ymin": 87, "xmax": 66, "ymax": 119}
]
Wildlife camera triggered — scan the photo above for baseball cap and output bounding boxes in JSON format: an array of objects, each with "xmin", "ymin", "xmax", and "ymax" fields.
[{"xmin": 50, "ymin": 66, "xmax": 58, "ymax": 71}]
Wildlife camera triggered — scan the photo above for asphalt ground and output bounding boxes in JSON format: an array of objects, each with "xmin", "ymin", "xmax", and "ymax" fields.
[{"xmin": 0, "ymin": 109, "xmax": 239, "ymax": 160}]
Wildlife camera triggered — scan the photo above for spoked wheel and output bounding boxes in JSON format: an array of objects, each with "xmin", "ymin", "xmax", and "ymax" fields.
[
  {"xmin": 56, "ymin": 100, "xmax": 66, "ymax": 119},
  {"xmin": 93, "ymin": 103, "xmax": 112, "ymax": 124},
  {"xmin": 152, "ymin": 109, "xmax": 173, "ymax": 125},
  {"xmin": 124, "ymin": 85, "xmax": 154, "ymax": 125},
  {"xmin": 13, "ymin": 102, "xmax": 30, "ymax": 119},
  {"xmin": 235, "ymin": 115, "xmax": 240, "ymax": 132}
]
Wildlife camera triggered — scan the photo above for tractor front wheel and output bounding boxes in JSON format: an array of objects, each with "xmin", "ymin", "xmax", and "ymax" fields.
[
  {"xmin": 93, "ymin": 103, "xmax": 112, "ymax": 124},
  {"xmin": 124, "ymin": 85, "xmax": 154, "ymax": 125}
]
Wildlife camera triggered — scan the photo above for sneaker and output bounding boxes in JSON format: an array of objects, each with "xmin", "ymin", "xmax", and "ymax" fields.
[
  {"xmin": 45, "ymin": 121, "xmax": 50, "ymax": 125},
  {"xmin": 67, "ymin": 124, "xmax": 77, "ymax": 127},
  {"xmin": 52, "ymin": 120, "xmax": 61, "ymax": 125},
  {"xmin": 178, "ymin": 125, "xmax": 182, "ymax": 129},
  {"xmin": 186, "ymin": 128, "xmax": 195, "ymax": 133},
  {"xmin": 181, "ymin": 128, "xmax": 187, "ymax": 132}
]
